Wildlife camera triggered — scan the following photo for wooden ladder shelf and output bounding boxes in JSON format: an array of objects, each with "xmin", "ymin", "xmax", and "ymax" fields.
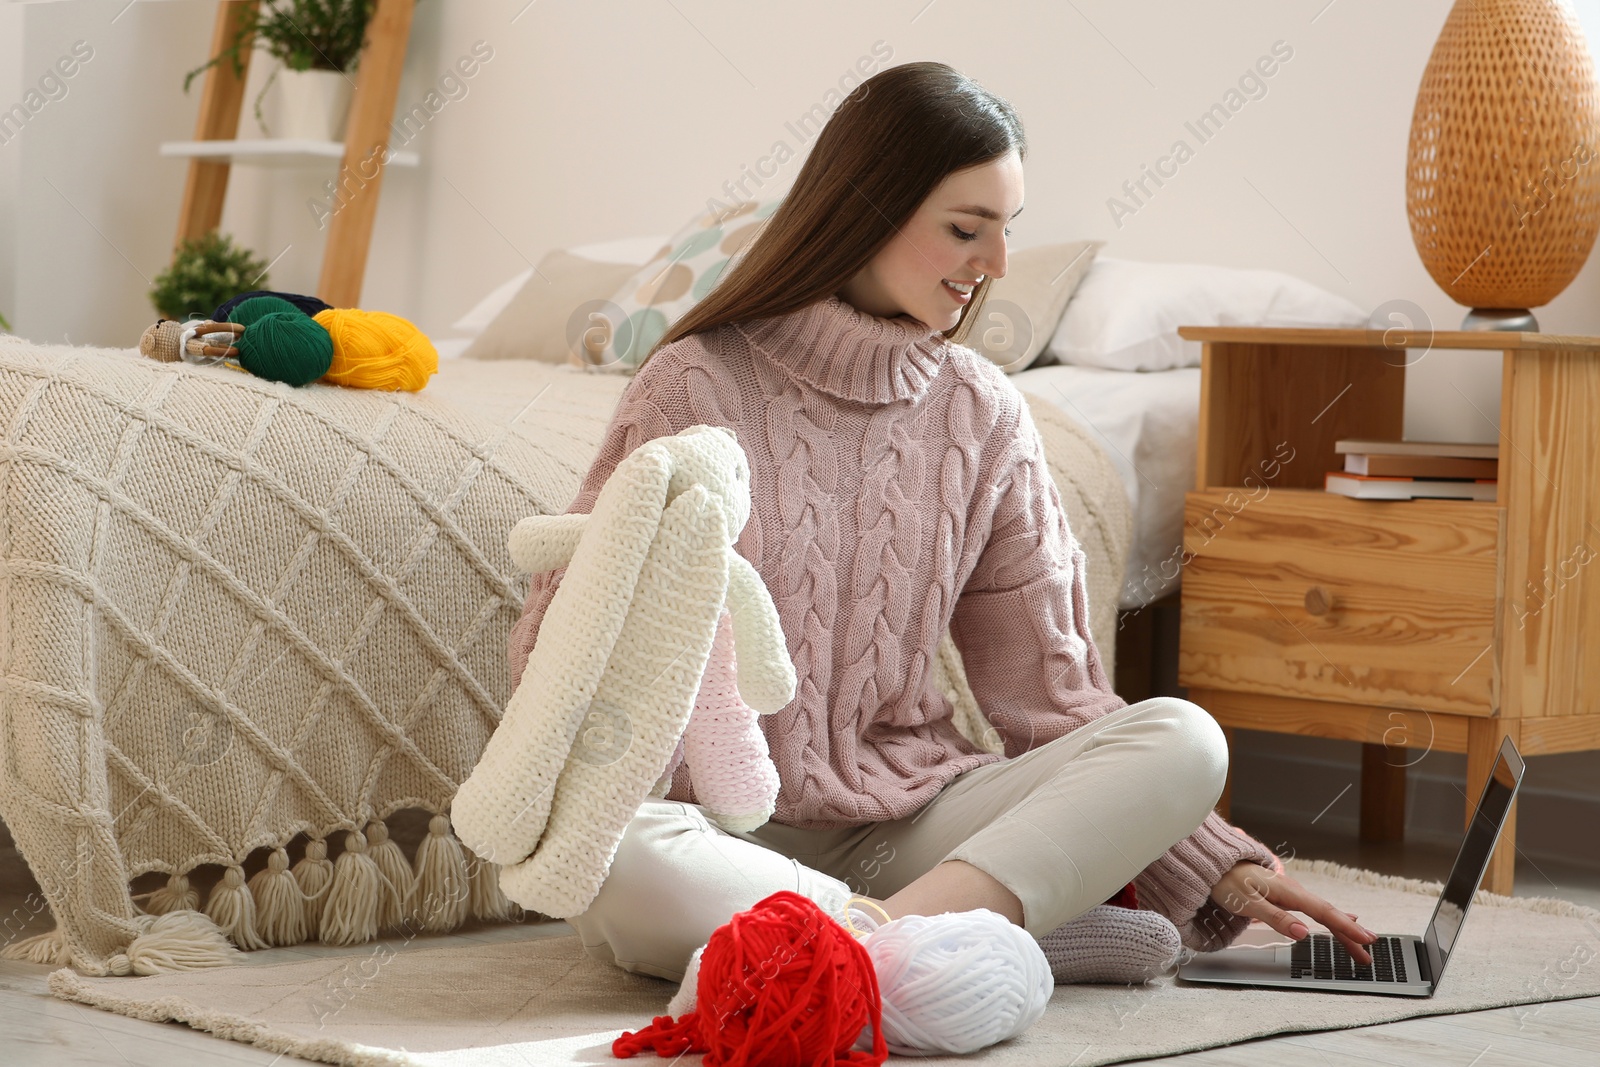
[{"xmin": 172, "ymin": 0, "xmax": 416, "ymax": 308}]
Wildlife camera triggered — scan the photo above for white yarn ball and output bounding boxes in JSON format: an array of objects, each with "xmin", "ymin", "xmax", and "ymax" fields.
[{"xmin": 855, "ymin": 908, "xmax": 1053, "ymax": 1056}]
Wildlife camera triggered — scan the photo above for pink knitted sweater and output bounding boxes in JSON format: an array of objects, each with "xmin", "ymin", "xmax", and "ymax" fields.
[{"xmin": 508, "ymin": 293, "xmax": 1277, "ymax": 949}]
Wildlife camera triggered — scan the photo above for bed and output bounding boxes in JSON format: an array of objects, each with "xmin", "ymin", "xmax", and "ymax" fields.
[
  {"xmin": 0, "ymin": 327, "xmax": 1133, "ymax": 974},
  {"xmin": 1010, "ymin": 363, "xmax": 1200, "ymax": 611}
]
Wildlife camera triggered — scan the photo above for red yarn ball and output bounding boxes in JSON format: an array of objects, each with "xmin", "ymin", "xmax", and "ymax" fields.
[{"xmin": 613, "ymin": 890, "xmax": 887, "ymax": 1067}]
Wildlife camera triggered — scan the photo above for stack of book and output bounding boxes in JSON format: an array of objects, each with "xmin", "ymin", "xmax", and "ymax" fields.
[{"xmin": 1324, "ymin": 439, "xmax": 1498, "ymax": 501}]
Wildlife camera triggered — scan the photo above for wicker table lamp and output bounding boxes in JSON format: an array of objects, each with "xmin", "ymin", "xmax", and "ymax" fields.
[{"xmin": 1406, "ymin": 0, "xmax": 1600, "ymax": 331}]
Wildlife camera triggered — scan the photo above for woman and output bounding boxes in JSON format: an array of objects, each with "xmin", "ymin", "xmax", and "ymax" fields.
[{"xmin": 508, "ymin": 60, "xmax": 1375, "ymax": 987}]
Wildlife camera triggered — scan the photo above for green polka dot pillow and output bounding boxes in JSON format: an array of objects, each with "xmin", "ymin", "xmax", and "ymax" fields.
[{"xmin": 587, "ymin": 197, "xmax": 783, "ymax": 373}]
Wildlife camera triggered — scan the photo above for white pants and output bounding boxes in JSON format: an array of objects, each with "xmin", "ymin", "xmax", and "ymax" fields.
[{"xmin": 567, "ymin": 696, "xmax": 1228, "ymax": 981}]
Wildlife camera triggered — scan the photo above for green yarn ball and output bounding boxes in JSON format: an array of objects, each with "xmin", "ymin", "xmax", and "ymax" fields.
[
  {"xmin": 227, "ymin": 294, "xmax": 303, "ymax": 328},
  {"xmin": 236, "ymin": 311, "xmax": 334, "ymax": 387}
]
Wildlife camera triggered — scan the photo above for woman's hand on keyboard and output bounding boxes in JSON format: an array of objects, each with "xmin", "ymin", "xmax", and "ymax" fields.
[{"xmin": 1209, "ymin": 861, "xmax": 1379, "ymax": 965}]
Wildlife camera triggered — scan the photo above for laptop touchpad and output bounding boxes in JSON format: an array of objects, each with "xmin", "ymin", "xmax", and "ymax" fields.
[{"xmin": 1179, "ymin": 944, "xmax": 1291, "ymax": 981}]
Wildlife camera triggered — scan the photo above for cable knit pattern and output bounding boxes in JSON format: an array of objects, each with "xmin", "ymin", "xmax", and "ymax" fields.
[
  {"xmin": 1133, "ymin": 810, "xmax": 1278, "ymax": 951},
  {"xmin": 506, "ymin": 293, "xmax": 1278, "ymax": 950},
  {"xmin": 0, "ymin": 341, "xmax": 633, "ymax": 974}
]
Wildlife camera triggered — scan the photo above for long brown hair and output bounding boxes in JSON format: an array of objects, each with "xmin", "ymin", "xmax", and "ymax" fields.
[{"xmin": 642, "ymin": 61, "xmax": 1026, "ymax": 368}]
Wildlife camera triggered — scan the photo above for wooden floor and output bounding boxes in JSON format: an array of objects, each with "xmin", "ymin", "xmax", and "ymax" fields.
[{"xmin": 2, "ymin": 814, "xmax": 1596, "ymax": 1066}]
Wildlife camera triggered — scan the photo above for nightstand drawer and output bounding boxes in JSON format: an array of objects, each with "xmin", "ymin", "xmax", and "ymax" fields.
[{"xmin": 1178, "ymin": 489, "xmax": 1499, "ymax": 715}]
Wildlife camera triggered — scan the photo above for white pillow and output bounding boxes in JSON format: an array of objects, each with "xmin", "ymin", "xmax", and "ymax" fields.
[
  {"xmin": 448, "ymin": 234, "xmax": 671, "ymax": 336},
  {"xmin": 1045, "ymin": 257, "xmax": 1370, "ymax": 372}
]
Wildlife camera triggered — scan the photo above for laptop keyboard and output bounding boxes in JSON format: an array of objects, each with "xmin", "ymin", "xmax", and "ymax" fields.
[{"xmin": 1289, "ymin": 933, "xmax": 1409, "ymax": 983}]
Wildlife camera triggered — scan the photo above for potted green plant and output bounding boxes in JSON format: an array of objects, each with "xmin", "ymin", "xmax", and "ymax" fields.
[
  {"xmin": 184, "ymin": 0, "xmax": 377, "ymax": 141},
  {"xmin": 150, "ymin": 232, "xmax": 272, "ymax": 322}
]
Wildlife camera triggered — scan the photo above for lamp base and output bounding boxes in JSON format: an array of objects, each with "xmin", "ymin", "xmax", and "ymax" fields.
[{"xmin": 1460, "ymin": 307, "xmax": 1539, "ymax": 332}]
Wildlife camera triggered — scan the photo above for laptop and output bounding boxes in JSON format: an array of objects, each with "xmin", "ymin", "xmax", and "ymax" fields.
[{"xmin": 1178, "ymin": 734, "xmax": 1524, "ymax": 997}]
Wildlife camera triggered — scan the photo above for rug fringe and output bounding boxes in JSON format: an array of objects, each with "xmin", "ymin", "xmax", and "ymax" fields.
[
  {"xmin": 47, "ymin": 966, "xmax": 403, "ymax": 1067},
  {"xmin": 1282, "ymin": 856, "xmax": 1600, "ymax": 922},
  {"xmin": 1283, "ymin": 856, "xmax": 1452, "ymax": 896}
]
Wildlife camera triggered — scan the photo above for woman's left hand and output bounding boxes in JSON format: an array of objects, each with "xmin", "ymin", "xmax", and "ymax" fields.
[{"xmin": 1209, "ymin": 860, "xmax": 1378, "ymax": 964}]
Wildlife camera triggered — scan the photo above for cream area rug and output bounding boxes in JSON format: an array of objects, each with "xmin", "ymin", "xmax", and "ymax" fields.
[{"xmin": 46, "ymin": 857, "xmax": 1600, "ymax": 1066}]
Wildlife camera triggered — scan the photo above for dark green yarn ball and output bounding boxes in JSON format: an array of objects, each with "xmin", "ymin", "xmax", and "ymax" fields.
[
  {"xmin": 227, "ymin": 294, "xmax": 304, "ymax": 328},
  {"xmin": 236, "ymin": 311, "xmax": 334, "ymax": 387}
]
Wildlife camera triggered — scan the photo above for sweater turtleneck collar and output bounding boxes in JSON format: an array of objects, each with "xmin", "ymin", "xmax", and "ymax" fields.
[{"xmin": 735, "ymin": 293, "xmax": 950, "ymax": 405}]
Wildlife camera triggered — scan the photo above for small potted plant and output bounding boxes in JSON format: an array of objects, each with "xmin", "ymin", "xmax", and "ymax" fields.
[
  {"xmin": 150, "ymin": 232, "xmax": 272, "ymax": 322},
  {"xmin": 184, "ymin": 0, "xmax": 377, "ymax": 141}
]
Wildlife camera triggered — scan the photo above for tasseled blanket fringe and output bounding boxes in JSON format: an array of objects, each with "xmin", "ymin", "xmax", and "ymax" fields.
[{"xmin": 0, "ymin": 810, "xmax": 529, "ymax": 975}]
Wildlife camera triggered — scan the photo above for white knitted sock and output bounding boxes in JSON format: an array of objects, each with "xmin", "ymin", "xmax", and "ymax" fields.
[{"xmin": 1036, "ymin": 904, "xmax": 1183, "ymax": 984}]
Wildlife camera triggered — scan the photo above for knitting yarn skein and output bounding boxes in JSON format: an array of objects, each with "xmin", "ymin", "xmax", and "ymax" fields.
[
  {"xmin": 235, "ymin": 311, "xmax": 334, "ymax": 387},
  {"xmin": 613, "ymin": 890, "xmax": 887, "ymax": 1066},
  {"xmin": 212, "ymin": 289, "xmax": 332, "ymax": 323},
  {"xmin": 859, "ymin": 908, "xmax": 1053, "ymax": 1056},
  {"xmin": 314, "ymin": 307, "xmax": 438, "ymax": 391},
  {"xmin": 226, "ymin": 294, "xmax": 303, "ymax": 328}
]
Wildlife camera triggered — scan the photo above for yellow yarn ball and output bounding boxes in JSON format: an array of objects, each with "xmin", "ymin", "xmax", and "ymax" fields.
[{"xmin": 312, "ymin": 308, "xmax": 438, "ymax": 391}]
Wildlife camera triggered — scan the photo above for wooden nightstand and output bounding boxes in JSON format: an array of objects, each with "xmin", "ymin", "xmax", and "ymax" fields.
[{"xmin": 1175, "ymin": 325, "xmax": 1600, "ymax": 894}]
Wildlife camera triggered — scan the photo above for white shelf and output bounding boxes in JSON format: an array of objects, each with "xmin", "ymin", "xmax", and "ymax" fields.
[{"xmin": 159, "ymin": 139, "xmax": 419, "ymax": 168}]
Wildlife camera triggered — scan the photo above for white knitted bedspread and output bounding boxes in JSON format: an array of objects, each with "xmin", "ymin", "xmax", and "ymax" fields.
[{"xmin": 0, "ymin": 336, "xmax": 1128, "ymax": 973}]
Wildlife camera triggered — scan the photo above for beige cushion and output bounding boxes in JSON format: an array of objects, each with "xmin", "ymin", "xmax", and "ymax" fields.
[
  {"xmin": 459, "ymin": 250, "xmax": 650, "ymax": 363},
  {"xmin": 966, "ymin": 239, "xmax": 1104, "ymax": 373}
]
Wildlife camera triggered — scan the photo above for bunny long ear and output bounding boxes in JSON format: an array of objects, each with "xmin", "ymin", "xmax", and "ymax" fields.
[
  {"xmin": 725, "ymin": 555, "xmax": 797, "ymax": 714},
  {"xmin": 455, "ymin": 442, "xmax": 677, "ymax": 870},
  {"xmin": 508, "ymin": 514, "xmax": 589, "ymax": 574},
  {"xmin": 493, "ymin": 480, "xmax": 729, "ymax": 918}
]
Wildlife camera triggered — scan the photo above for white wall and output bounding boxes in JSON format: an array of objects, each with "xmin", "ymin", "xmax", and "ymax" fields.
[
  {"xmin": 9, "ymin": 0, "xmax": 1600, "ymax": 430},
  {"xmin": 2, "ymin": 0, "xmax": 1598, "ymax": 866},
  {"xmin": 4, "ymin": 1, "xmax": 215, "ymax": 343},
  {"xmin": 362, "ymin": 0, "xmax": 1600, "ymax": 445},
  {"xmin": 0, "ymin": 0, "xmax": 25, "ymax": 332}
]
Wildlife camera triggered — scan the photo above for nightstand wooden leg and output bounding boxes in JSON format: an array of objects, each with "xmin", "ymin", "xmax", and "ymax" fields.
[
  {"xmin": 1359, "ymin": 742, "xmax": 1407, "ymax": 842},
  {"xmin": 1216, "ymin": 725, "xmax": 1234, "ymax": 819},
  {"xmin": 1467, "ymin": 718, "xmax": 1521, "ymax": 895}
]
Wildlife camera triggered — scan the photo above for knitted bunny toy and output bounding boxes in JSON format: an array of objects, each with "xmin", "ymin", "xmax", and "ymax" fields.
[{"xmin": 451, "ymin": 425, "xmax": 792, "ymax": 919}]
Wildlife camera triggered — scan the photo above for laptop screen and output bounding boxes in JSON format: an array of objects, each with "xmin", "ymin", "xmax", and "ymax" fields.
[{"xmin": 1422, "ymin": 738, "xmax": 1524, "ymax": 976}]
